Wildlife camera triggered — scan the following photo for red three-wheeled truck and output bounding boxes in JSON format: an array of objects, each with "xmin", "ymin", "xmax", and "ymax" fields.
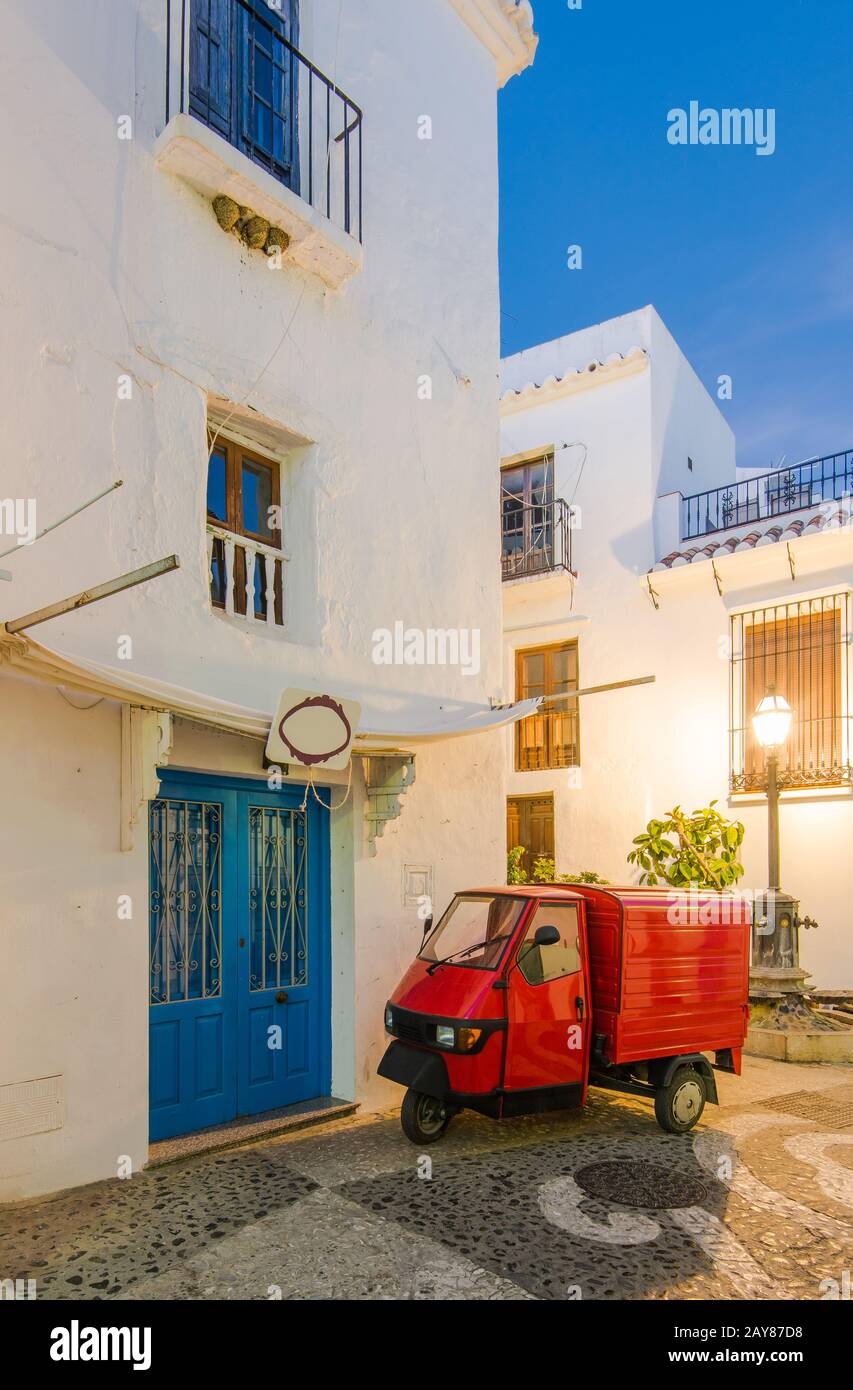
[{"xmin": 379, "ymin": 884, "xmax": 751, "ymax": 1145}]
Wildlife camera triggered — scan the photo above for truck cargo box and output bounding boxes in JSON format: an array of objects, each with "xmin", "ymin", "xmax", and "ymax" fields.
[{"xmin": 571, "ymin": 885, "xmax": 750, "ymax": 1067}]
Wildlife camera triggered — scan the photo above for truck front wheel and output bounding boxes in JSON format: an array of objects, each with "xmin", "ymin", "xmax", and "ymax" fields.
[
  {"xmin": 654, "ymin": 1066, "xmax": 706, "ymax": 1134},
  {"xmin": 400, "ymin": 1088, "xmax": 452, "ymax": 1145}
]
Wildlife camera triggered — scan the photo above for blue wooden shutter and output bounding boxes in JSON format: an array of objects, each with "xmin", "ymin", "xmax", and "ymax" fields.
[
  {"xmin": 189, "ymin": 0, "xmax": 233, "ymax": 140},
  {"xmin": 237, "ymin": 0, "xmax": 299, "ymax": 189}
]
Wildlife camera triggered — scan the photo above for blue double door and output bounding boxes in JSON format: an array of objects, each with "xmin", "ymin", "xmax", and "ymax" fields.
[{"xmin": 149, "ymin": 772, "xmax": 330, "ymax": 1141}]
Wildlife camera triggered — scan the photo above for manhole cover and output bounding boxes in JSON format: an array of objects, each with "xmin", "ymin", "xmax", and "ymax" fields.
[
  {"xmin": 759, "ymin": 1090, "xmax": 853, "ymax": 1127},
  {"xmin": 574, "ymin": 1160, "xmax": 707, "ymax": 1209}
]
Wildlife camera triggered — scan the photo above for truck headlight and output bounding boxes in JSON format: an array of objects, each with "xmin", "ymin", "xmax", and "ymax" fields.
[
  {"xmin": 434, "ymin": 1024, "xmax": 455, "ymax": 1047},
  {"xmin": 385, "ymin": 1006, "xmax": 394, "ymax": 1030}
]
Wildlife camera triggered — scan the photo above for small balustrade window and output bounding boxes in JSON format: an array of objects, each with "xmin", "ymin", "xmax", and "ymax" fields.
[{"xmin": 206, "ymin": 438, "xmax": 284, "ymax": 625}]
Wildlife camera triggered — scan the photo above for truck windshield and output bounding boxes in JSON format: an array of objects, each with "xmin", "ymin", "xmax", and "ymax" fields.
[{"xmin": 420, "ymin": 894, "xmax": 525, "ymax": 971}]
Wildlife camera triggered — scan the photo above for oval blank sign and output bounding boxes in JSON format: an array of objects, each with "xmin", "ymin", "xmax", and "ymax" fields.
[{"xmin": 266, "ymin": 688, "xmax": 361, "ymax": 771}]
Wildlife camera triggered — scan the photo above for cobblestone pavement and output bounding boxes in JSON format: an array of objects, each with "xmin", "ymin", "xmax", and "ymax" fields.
[{"xmin": 2, "ymin": 1057, "xmax": 852, "ymax": 1301}]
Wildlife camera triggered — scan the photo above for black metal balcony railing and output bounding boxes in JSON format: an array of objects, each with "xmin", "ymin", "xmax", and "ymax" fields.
[
  {"xmin": 166, "ymin": 0, "xmax": 363, "ymax": 242},
  {"xmin": 681, "ymin": 447, "xmax": 853, "ymax": 540},
  {"xmin": 501, "ymin": 496, "xmax": 574, "ymax": 581}
]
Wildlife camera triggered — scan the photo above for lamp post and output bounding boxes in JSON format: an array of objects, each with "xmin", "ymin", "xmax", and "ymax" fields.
[
  {"xmin": 749, "ymin": 685, "xmax": 817, "ymax": 995},
  {"xmin": 751, "ymin": 686, "xmax": 792, "ymax": 894}
]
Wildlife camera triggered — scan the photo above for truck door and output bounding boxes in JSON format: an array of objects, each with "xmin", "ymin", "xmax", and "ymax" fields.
[{"xmin": 504, "ymin": 899, "xmax": 590, "ymax": 1105}]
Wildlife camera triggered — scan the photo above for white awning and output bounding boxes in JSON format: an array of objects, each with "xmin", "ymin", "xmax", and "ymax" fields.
[{"xmin": 0, "ymin": 631, "xmax": 540, "ymax": 748}]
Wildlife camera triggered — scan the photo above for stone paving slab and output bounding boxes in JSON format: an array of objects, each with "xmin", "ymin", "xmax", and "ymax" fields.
[
  {"xmin": 186, "ymin": 1188, "xmax": 534, "ymax": 1301},
  {"xmin": 0, "ymin": 1145, "xmax": 318, "ymax": 1300},
  {"xmin": 339, "ymin": 1132, "xmax": 744, "ymax": 1301},
  {"xmin": 1, "ymin": 1058, "xmax": 851, "ymax": 1302}
]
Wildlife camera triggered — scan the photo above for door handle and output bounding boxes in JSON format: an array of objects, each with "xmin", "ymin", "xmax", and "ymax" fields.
[
  {"xmin": 575, "ymin": 996, "xmax": 584, "ymax": 1021},
  {"xmin": 276, "ymin": 991, "xmax": 289, "ymax": 1004}
]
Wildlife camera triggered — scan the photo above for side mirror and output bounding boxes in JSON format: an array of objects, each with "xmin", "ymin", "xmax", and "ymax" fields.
[
  {"xmin": 420, "ymin": 914, "xmax": 433, "ymax": 946},
  {"xmin": 508, "ymin": 923, "xmax": 562, "ymax": 979},
  {"xmin": 533, "ymin": 925, "xmax": 560, "ymax": 947}
]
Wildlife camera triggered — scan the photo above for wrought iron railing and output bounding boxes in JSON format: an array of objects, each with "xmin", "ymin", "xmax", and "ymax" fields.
[
  {"xmin": 150, "ymin": 797, "xmax": 222, "ymax": 1004},
  {"xmin": 165, "ymin": 0, "xmax": 363, "ymax": 241},
  {"xmin": 682, "ymin": 447, "xmax": 853, "ymax": 540},
  {"xmin": 501, "ymin": 496, "xmax": 574, "ymax": 581},
  {"xmin": 729, "ymin": 593, "xmax": 853, "ymax": 793}
]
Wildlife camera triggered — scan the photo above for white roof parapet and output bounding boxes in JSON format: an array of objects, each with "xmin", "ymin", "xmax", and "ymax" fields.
[
  {"xmin": 500, "ymin": 347, "xmax": 649, "ymax": 414},
  {"xmin": 448, "ymin": 0, "xmax": 538, "ymax": 86}
]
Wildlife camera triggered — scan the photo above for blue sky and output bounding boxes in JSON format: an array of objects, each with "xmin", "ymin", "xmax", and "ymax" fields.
[{"xmin": 498, "ymin": 0, "xmax": 853, "ymax": 472}]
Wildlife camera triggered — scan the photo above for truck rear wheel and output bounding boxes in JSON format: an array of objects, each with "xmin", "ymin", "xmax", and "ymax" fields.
[
  {"xmin": 400, "ymin": 1088, "xmax": 452, "ymax": 1145},
  {"xmin": 654, "ymin": 1066, "xmax": 706, "ymax": 1134}
]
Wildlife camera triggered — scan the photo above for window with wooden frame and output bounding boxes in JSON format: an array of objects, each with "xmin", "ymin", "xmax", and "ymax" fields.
[
  {"xmin": 514, "ymin": 641, "xmax": 580, "ymax": 771},
  {"xmin": 501, "ymin": 453, "xmax": 554, "ymax": 579},
  {"xmin": 730, "ymin": 593, "xmax": 852, "ymax": 792},
  {"xmin": 206, "ymin": 438, "xmax": 284, "ymax": 625}
]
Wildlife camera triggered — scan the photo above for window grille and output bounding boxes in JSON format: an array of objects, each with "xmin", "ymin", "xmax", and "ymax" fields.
[{"xmin": 730, "ymin": 593, "xmax": 852, "ymax": 791}]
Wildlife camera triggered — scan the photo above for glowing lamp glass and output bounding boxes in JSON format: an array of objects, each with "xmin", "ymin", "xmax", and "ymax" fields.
[{"xmin": 752, "ymin": 692, "xmax": 793, "ymax": 750}]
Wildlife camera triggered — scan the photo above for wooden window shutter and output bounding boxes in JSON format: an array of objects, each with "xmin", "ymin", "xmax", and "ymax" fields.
[
  {"xmin": 506, "ymin": 799, "xmax": 521, "ymax": 852},
  {"xmin": 744, "ymin": 607, "xmax": 842, "ymax": 784},
  {"xmin": 506, "ymin": 796, "xmax": 554, "ymax": 876},
  {"xmin": 189, "ymin": 0, "xmax": 234, "ymax": 140},
  {"xmin": 515, "ymin": 642, "xmax": 579, "ymax": 771}
]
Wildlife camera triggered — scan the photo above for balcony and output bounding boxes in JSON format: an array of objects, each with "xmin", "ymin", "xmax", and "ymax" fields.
[
  {"xmin": 159, "ymin": 0, "xmax": 363, "ymax": 287},
  {"xmin": 207, "ymin": 523, "xmax": 286, "ymax": 627},
  {"xmin": 681, "ymin": 447, "xmax": 853, "ymax": 540},
  {"xmin": 501, "ymin": 496, "xmax": 575, "ymax": 582}
]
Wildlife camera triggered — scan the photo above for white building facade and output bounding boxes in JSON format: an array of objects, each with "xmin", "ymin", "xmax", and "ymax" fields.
[
  {"xmin": 500, "ymin": 306, "xmax": 852, "ymax": 989},
  {"xmin": 0, "ymin": 0, "xmax": 537, "ymax": 1199}
]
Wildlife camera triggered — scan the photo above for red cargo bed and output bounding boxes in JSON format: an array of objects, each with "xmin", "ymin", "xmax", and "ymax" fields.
[{"xmin": 572, "ymin": 885, "xmax": 750, "ymax": 1067}]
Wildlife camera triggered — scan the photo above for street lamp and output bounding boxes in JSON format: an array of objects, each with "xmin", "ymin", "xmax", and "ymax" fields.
[
  {"xmin": 751, "ymin": 685, "xmax": 792, "ymax": 891},
  {"xmin": 749, "ymin": 684, "xmax": 817, "ymax": 992}
]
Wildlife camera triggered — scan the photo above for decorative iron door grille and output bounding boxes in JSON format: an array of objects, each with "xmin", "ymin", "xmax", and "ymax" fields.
[
  {"xmin": 149, "ymin": 798, "xmax": 222, "ymax": 1004},
  {"xmin": 248, "ymin": 805, "xmax": 308, "ymax": 990},
  {"xmin": 730, "ymin": 592, "xmax": 853, "ymax": 792}
]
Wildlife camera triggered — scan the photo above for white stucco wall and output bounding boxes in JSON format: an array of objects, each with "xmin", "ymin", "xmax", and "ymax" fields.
[
  {"xmin": 0, "ymin": 0, "xmax": 504, "ymax": 707},
  {"xmin": 648, "ymin": 309, "xmax": 736, "ymax": 499},
  {"xmin": 501, "ymin": 313, "xmax": 853, "ymax": 991},
  {"xmin": 0, "ymin": 675, "xmax": 149, "ymax": 1201},
  {"xmin": 502, "ymin": 306, "xmax": 735, "ymax": 507},
  {"xmin": 353, "ymin": 728, "xmax": 507, "ymax": 1110},
  {"xmin": 0, "ymin": 0, "xmax": 517, "ymax": 1197}
]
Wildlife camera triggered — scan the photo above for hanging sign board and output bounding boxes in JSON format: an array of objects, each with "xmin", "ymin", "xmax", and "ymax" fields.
[{"xmin": 266, "ymin": 688, "xmax": 361, "ymax": 771}]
